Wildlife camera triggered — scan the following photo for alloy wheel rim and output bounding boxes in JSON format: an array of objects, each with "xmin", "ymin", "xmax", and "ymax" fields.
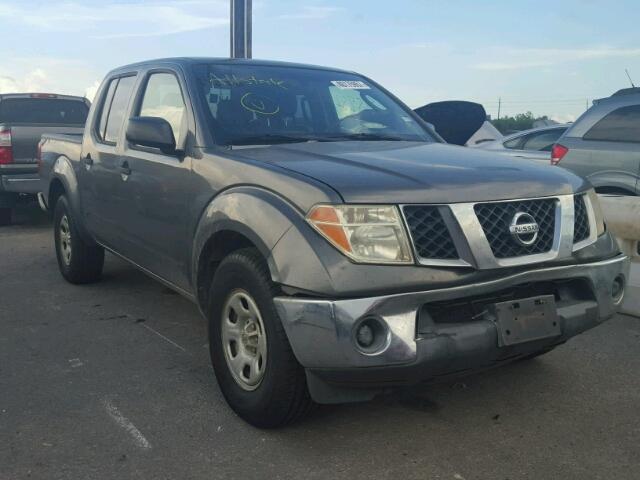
[
  {"xmin": 221, "ymin": 290, "xmax": 267, "ymax": 391},
  {"xmin": 59, "ymin": 215, "xmax": 72, "ymax": 266}
]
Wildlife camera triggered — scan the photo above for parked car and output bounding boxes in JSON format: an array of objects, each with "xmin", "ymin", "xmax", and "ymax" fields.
[
  {"xmin": 0, "ymin": 93, "xmax": 89, "ymax": 225},
  {"xmin": 39, "ymin": 58, "xmax": 628, "ymax": 428},
  {"xmin": 552, "ymin": 89, "xmax": 640, "ymax": 195},
  {"xmin": 474, "ymin": 124, "xmax": 569, "ymax": 161}
]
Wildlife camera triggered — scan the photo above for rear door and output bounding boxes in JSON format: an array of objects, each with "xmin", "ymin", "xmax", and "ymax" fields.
[
  {"xmin": 118, "ymin": 69, "xmax": 194, "ymax": 290},
  {"xmin": 0, "ymin": 96, "xmax": 88, "ymax": 164},
  {"xmin": 80, "ymin": 75, "xmax": 138, "ymax": 250}
]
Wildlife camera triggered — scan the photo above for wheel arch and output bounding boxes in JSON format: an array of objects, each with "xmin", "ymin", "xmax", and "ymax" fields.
[{"xmin": 191, "ymin": 187, "xmax": 304, "ymax": 312}]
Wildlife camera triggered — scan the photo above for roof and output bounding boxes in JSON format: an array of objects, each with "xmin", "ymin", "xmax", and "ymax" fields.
[
  {"xmin": 110, "ymin": 57, "xmax": 354, "ymax": 75},
  {"xmin": 0, "ymin": 93, "xmax": 87, "ymax": 101}
]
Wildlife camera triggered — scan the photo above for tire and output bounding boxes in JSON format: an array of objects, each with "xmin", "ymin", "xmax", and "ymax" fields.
[
  {"xmin": 53, "ymin": 196, "xmax": 104, "ymax": 284},
  {"xmin": 208, "ymin": 248, "xmax": 313, "ymax": 428},
  {"xmin": 0, "ymin": 208, "xmax": 11, "ymax": 226}
]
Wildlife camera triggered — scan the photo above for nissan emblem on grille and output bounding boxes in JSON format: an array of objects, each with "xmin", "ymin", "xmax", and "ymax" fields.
[{"xmin": 508, "ymin": 212, "xmax": 540, "ymax": 246}]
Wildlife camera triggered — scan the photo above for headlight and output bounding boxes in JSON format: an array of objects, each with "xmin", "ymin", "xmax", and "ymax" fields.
[
  {"xmin": 306, "ymin": 205, "xmax": 414, "ymax": 264},
  {"xmin": 586, "ymin": 189, "xmax": 606, "ymax": 236}
]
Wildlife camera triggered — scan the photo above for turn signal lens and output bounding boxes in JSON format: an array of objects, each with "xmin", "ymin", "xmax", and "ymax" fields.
[{"xmin": 307, "ymin": 205, "xmax": 414, "ymax": 264}]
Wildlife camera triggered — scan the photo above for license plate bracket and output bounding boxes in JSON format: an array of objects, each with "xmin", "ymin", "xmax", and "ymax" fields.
[{"xmin": 489, "ymin": 295, "xmax": 560, "ymax": 347}]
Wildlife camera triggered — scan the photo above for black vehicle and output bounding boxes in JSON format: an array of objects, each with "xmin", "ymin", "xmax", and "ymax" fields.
[
  {"xmin": 39, "ymin": 58, "xmax": 628, "ymax": 427},
  {"xmin": 0, "ymin": 93, "xmax": 89, "ymax": 225}
]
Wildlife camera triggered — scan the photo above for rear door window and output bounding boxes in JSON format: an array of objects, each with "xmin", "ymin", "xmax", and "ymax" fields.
[
  {"xmin": 503, "ymin": 136, "xmax": 524, "ymax": 149},
  {"xmin": 584, "ymin": 105, "xmax": 640, "ymax": 143},
  {"xmin": 0, "ymin": 98, "xmax": 88, "ymax": 125},
  {"xmin": 103, "ymin": 75, "xmax": 137, "ymax": 144},
  {"xmin": 96, "ymin": 79, "xmax": 118, "ymax": 141},
  {"xmin": 522, "ymin": 129, "xmax": 566, "ymax": 151}
]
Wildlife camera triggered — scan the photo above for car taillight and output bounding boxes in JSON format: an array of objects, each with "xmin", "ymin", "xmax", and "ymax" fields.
[
  {"xmin": 0, "ymin": 126, "xmax": 12, "ymax": 165},
  {"xmin": 551, "ymin": 144, "xmax": 568, "ymax": 165}
]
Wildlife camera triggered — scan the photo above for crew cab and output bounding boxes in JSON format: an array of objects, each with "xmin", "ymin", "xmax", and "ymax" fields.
[
  {"xmin": 39, "ymin": 58, "xmax": 629, "ymax": 428},
  {"xmin": 0, "ymin": 93, "xmax": 89, "ymax": 225}
]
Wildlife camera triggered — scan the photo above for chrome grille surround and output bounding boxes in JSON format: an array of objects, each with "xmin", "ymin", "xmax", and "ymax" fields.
[{"xmin": 402, "ymin": 193, "xmax": 599, "ymax": 269}]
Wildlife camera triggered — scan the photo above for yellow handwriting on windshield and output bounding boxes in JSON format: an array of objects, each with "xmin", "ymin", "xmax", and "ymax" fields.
[
  {"xmin": 240, "ymin": 93, "xmax": 280, "ymax": 115},
  {"xmin": 210, "ymin": 74, "xmax": 287, "ymax": 90}
]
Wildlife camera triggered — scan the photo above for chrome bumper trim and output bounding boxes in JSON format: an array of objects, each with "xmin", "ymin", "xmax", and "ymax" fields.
[{"xmin": 274, "ymin": 254, "xmax": 629, "ymax": 369}]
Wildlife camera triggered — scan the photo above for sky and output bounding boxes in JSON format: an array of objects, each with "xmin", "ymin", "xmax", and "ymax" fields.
[{"xmin": 0, "ymin": 0, "xmax": 639, "ymax": 122}]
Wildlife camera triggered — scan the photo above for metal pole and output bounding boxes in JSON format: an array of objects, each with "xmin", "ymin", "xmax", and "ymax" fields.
[{"xmin": 230, "ymin": 0, "xmax": 252, "ymax": 59}]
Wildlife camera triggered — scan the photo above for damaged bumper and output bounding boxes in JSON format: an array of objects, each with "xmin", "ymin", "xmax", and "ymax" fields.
[{"xmin": 274, "ymin": 254, "xmax": 629, "ymax": 401}]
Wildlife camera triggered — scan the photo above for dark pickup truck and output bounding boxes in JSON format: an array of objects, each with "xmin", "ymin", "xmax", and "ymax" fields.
[
  {"xmin": 39, "ymin": 58, "xmax": 629, "ymax": 428},
  {"xmin": 0, "ymin": 93, "xmax": 88, "ymax": 225}
]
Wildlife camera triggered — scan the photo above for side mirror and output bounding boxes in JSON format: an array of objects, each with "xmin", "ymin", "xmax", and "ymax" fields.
[{"xmin": 126, "ymin": 116, "xmax": 176, "ymax": 155}]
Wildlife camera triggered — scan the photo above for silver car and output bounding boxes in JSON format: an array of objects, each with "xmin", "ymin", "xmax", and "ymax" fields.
[
  {"xmin": 474, "ymin": 124, "xmax": 569, "ymax": 162},
  {"xmin": 552, "ymin": 89, "xmax": 640, "ymax": 195}
]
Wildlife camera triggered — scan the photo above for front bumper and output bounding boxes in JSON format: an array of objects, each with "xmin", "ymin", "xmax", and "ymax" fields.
[{"xmin": 275, "ymin": 254, "xmax": 629, "ymax": 390}]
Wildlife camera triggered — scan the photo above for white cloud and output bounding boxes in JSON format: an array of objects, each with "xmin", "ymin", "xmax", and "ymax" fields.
[
  {"xmin": 0, "ymin": 58, "xmax": 99, "ymax": 98},
  {"xmin": 0, "ymin": 0, "xmax": 228, "ymax": 38},
  {"xmin": 549, "ymin": 113, "xmax": 578, "ymax": 123},
  {"xmin": 473, "ymin": 46, "xmax": 640, "ymax": 71},
  {"xmin": 84, "ymin": 81, "xmax": 102, "ymax": 102},
  {"xmin": 277, "ymin": 6, "xmax": 343, "ymax": 20},
  {"xmin": 0, "ymin": 76, "xmax": 19, "ymax": 94}
]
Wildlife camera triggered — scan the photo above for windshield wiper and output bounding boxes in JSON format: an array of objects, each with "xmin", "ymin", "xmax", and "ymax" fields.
[
  {"xmin": 230, "ymin": 134, "xmax": 321, "ymax": 146},
  {"xmin": 321, "ymin": 133, "xmax": 409, "ymax": 142}
]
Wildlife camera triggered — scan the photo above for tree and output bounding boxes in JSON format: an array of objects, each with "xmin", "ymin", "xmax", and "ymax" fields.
[{"xmin": 492, "ymin": 112, "xmax": 549, "ymax": 134}]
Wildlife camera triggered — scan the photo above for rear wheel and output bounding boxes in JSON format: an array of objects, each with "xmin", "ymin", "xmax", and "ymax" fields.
[
  {"xmin": 0, "ymin": 207, "xmax": 11, "ymax": 226},
  {"xmin": 54, "ymin": 196, "xmax": 104, "ymax": 284},
  {"xmin": 208, "ymin": 248, "xmax": 313, "ymax": 428}
]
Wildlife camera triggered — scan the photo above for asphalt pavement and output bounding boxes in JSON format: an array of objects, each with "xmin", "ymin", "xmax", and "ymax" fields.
[{"xmin": 1, "ymin": 202, "xmax": 639, "ymax": 480}]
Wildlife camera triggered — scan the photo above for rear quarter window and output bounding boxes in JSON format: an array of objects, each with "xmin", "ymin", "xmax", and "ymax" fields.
[
  {"xmin": 0, "ymin": 98, "xmax": 88, "ymax": 125},
  {"xmin": 583, "ymin": 105, "xmax": 640, "ymax": 143}
]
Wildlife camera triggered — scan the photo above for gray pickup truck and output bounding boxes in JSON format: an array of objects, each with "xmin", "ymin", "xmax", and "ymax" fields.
[
  {"xmin": 39, "ymin": 58, "xmax": 629, "ymax": 428},
  {"xmin": 0, "ymin": 93, "xmax": 89, "ymax": 225}
]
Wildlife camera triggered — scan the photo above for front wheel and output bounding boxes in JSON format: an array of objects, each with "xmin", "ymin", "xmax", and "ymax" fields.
[
  {"xmin": 208, "ymin": 248, "xmax": 313, "ymax": 428},
  {"xmin": 54, "ymin": 196, "xmax": 105, "ymax": 284}
]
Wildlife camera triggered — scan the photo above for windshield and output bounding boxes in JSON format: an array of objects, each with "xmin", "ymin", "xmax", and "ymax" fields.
[{"xmin": 193, "ymin": 63, "xmax": 433, "ymax": 146}]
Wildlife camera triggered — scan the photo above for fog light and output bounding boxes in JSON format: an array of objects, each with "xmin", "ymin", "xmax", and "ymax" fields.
[
  {"xmin": 356, "ymin": 324, "xmax": 374, "ymax": 348},
  {"xmin": 612, "ymin": 275, "xmax": 625, "ymax": 304},
  {"xmin": 353, "ymin": 316, "xmax": 389, "ymax": 354}
]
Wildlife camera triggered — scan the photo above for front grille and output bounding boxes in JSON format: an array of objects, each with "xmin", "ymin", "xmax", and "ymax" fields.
[
  {"xmin": 573, "ymin": 195, "xmax": 590, "ymax": 243},
  {"xmin": 403, "ymin": 206, "xmax": 458, "ymax": 260},
  {"xmin": 474, "ymin": 199, "xmax": 556, "ymax": 258}
]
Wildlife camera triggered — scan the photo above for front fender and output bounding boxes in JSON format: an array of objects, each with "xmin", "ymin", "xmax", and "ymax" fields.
[{"xmin": 191, "ymin": 187, "xmax": 307, "ymax": 289}]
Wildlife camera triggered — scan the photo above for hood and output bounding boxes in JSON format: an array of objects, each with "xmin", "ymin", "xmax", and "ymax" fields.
[
  {"xmin": 234, "ymin": 141, "xmax": 588, "ymax": 204},
  {"xmin": 414, "ymin": 101, "xmax": 487, "ymax": 146}
]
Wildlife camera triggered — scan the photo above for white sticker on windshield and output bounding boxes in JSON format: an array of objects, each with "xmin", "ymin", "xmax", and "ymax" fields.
[{"xmin": 331, "ymin": 80, "xmax": 371, "ymax": 90}]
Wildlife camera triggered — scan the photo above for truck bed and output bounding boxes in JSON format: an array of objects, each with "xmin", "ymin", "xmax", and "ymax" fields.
[{"xmin": 39, "ymin": 133, "xmax": 84, "ymax": 206}]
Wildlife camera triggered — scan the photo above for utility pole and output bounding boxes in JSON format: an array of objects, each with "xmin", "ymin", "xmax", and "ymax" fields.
[
  {"xmin": 230, "ymin": 0, "xmax": 252, "ymax": 59},
  {"xmin": 497, "ymin": 97, "xmax": 501, "ymax": 120}
]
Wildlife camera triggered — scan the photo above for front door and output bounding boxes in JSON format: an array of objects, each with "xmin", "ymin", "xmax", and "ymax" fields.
[{"xmin": 118, "ymin": 71, "xmax": 194, "ymax": 290}]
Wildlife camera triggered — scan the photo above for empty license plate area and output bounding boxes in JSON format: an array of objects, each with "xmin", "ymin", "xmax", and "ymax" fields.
[{"xmin": 489, "ymin": 295, "xmax": 561, "ymax": 347}]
